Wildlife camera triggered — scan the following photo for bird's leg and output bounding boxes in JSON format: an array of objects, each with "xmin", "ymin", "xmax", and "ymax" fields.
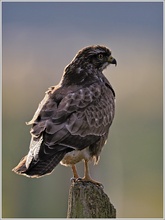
[
  {"xmin": 71, "ymin": 164, "xmax": 79, "ymax": 179},
  {"xmin": 83, "ymin": 160, "xmax": 91, "ymax": 181},
  {"xmin": 82, "ymin": 160, "xmax": 102, "ymax": 186}
]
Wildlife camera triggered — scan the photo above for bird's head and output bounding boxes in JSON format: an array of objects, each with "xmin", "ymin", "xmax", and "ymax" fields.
[
  {"xmin": 62, "ymin": 45, "xmax": 117, "ymax": 85},
  {"xmin": 73, "ymin": 45, "xmax": 117, "ymax": 71}
]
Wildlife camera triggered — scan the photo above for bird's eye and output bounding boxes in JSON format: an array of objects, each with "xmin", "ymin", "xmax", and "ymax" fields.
[{"xmin": 98, "ymin": 54, "xmax": 104, "ymax": 60}]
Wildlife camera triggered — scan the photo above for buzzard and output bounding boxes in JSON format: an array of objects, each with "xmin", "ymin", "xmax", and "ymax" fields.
[{"xmin": 12, "ymin": 45, "xmax": 117, "ymax": 184}]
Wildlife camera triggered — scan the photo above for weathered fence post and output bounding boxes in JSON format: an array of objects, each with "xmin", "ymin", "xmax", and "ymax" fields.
[{"xmin": 67, "ymin": 181, "xmax": 116, "ymax": 218}]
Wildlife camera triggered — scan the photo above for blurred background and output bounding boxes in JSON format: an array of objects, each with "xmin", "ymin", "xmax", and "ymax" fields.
[{"xmin": 2, "ymin": 2, "xmax": 163, "ymax": 218}]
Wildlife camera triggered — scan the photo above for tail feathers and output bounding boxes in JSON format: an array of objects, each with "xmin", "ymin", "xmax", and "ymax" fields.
[
  {"xmin": 12, "ymin": 151, "xmax": 66, "ymax": 178},
  {"xmin": 12, "ymin": 156, "xmax": 28, "ymax": 174}
]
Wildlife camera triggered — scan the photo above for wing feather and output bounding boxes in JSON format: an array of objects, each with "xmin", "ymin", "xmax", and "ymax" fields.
[
  {"xmin": 66, "ymin": 84, "xmax": 115, "ymax": 137},
  {"xmin": 26, "ymin": 82, "xmax": 115, "ymax": 169},
  {"xmin": 26, "ymin": 86, "xmax": 55, "ymax": 125}
]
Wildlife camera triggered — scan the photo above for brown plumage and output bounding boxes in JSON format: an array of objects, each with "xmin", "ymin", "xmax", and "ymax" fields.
[{"xmin": 12, "ymin": 45, "xmax": 117, "ymax": 183}]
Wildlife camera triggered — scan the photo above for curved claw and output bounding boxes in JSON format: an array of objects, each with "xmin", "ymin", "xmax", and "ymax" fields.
[
  {"xmin": 71, "ymin": 176, "xmax": 104, "ymax": 188},
  {"xmin": 70, "ymin": 177, "xmax": 76, "ymax": 182},
  {"xmin": 70, "ymin": 177, "xmax": 83, "ymax": 183}
]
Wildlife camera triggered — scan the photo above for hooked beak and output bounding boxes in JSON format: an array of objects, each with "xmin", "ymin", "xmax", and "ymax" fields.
[{"xmin": 108, "ymin": 55, "xmax": 117, "ymax": 66}]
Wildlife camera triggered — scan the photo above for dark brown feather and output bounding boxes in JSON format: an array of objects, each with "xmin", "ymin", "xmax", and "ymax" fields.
[{"xmin": 12, "ymin": 151, "xmax": 67, "ymax": 178}]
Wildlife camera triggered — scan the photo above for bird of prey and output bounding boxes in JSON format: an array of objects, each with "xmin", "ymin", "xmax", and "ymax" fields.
[{"xmin": 12, "ymin": 45, "xmax": 117, "ymax": 184}]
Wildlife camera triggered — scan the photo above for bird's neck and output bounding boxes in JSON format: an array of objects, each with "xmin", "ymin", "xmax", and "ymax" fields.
[{"xmin": 61, "ymin": 62, "xmax": 99, "ymax": 86}]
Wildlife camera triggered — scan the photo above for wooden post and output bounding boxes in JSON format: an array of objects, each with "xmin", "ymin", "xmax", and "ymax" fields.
[{"xmin": 67, "ymin": 181, "xmax": 116, "ymax": 218}]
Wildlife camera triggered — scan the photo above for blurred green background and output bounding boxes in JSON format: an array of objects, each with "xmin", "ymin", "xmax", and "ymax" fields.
[{"xmin": 2, "ymin": 2, "xmax": 163, "ymax": 218}]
